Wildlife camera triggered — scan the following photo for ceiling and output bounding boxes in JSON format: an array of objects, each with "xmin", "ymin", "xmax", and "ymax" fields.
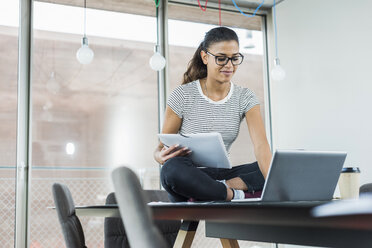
[{"xmin": 175, "ymin": 0, "xmax": 286, "ymax": 10}]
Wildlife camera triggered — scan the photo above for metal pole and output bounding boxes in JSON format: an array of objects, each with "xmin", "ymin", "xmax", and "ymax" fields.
[
  {"xmin": 261, "ymin": 15, "xmax": 274, "ymax": 151},
  {"xmin": 15, "ymin": 0, "xmax": 33, "ymax": 247},
  {"xmin": 157, "ymin": 0, "xmax": 169, "ymax": 132},
  {"xmin": 156, "ymin": 0, "xmax": 169, "ymax": 189}
]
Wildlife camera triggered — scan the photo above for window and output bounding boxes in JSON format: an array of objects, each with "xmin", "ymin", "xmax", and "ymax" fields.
[
  {"xmin": 30, "ymin": 1, "xmax": 160, "ymax": 246},
  {"xmin": 0, "ymin": 1, "xmax": 19, "ymax": 247}
]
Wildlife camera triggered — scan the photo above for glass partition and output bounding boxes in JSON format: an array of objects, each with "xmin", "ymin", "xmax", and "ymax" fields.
[
  {"xmin": 0, "ymin": 1, "xmax": 19, "ymax": 247},
  {"xmin": 30, "ymin": 1, "xmax": 159, "ymax": 246}
]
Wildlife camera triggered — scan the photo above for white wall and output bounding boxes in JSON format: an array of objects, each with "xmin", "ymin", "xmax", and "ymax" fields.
[{"xmin": 270, "ymin": 0, "xmax": 372, "ymax": 186}]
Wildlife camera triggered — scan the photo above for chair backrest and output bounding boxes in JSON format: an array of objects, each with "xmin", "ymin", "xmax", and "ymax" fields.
[
  {"xmin": 52, "ymin": 183, "xmax": 87, "ymax": 248},
  {"xmin": 111, "ymin": 166, "xmax": 167, "ymax": 248},
  {"xmin": 104, "ymin": 192, "xmax": 130, "ymax": 248},
  {"xmin": 360, "ymin": 183, "xmax": 372, "ymax": 195}
]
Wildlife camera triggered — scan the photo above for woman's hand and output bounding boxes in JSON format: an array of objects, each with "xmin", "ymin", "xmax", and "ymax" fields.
[
  {"xmin": 154, "ymin": 106, "xmax": 188, "ymax": 164},
  {"xmin": 158, "ymin": 144, "xmax": 191, "ymax": 165}
]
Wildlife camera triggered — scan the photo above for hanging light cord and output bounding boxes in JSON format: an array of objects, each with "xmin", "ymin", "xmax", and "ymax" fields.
[
  {"xmin": 196, "ymin": 0, "xmax": 264, "ymax": 25},
  {"xmin": 231, "ymin": 0, "xmax": 265, "ymax": 18},
  {"xmin": 156, "ymin": 2, "xmax": 159, "ymax": 49},
  {"xmin": 218, "ymin": 0, "xmax": 221, "ymax": 26},
  {"xmin": 197, "ymin": 0, "xmax": 209, "ymax": 11},
  {"xmin": 273, "ymin": 0, "xmax": 279, "ymax": 58},
  {"xmin": 197, "ymin": 0, "xmax": 220, "ymax": 25},
  {"xmin": 83, "ymin": 0, "xmax": 87, "ymax": 37}
]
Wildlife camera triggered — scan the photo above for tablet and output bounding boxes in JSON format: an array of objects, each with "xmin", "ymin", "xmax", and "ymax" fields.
[{"xmin": 158, "ymin": 132, "xmax": 231, "ymax": 169}]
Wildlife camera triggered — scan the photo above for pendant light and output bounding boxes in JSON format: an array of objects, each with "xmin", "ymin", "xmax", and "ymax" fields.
[
  {"xmin": 270, "ymin": 0, "xmax": 286, "ymax": 81},
  {"xmin": 149, "ymin": 1, "xmax": 166, "ymax": 71},
  {"xmin": 150, "ymin": 45, "xmax": 166, "ymax": 71},
  {"xmin": 76, "ymin": 0, "xmax": 94, "ymax": 64}
]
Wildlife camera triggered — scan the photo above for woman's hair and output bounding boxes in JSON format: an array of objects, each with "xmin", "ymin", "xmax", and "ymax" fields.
[{"xmin": 182, "ymin": 26, "xmax": 239, "ymax": 85}]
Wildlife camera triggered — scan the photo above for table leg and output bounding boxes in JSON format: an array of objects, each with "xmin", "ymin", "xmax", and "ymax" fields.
[
  {"xmin": 220, "ymin": 238, "xmax": 240, "ymax": 248},
  {"xmin": 173, "ymin": 221, "xmax": 199, "ymax": 248}
]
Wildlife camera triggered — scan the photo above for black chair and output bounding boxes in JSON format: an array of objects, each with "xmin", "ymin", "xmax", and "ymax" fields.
[
  {"xmin": 104, "ymin": 193, "xmax": 130, "ymax": 248},
  {"xmin": 104, "ymin": 191, "xmax": 180, "ymax": 248},
  {"xmin": 52, "ymin": 183, "xmax": 87, "ymax": 248},
  {"xmin": 360, "ymin": 183, "xmax": 372, "ymax": 195},
  {"xmin": 111, "ymin": 166, "xmax": 169, "ymax": 248}
]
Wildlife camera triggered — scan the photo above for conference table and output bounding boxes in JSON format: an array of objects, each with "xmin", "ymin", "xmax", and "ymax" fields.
[{"xmin": 76, "ymin": 201, "xmax": 372, "ymax": 248}]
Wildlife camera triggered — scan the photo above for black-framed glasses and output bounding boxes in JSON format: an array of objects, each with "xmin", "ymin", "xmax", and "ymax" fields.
[{"xmin": 206, "ymin": 51, "xmax": 244, "ymax": 66}]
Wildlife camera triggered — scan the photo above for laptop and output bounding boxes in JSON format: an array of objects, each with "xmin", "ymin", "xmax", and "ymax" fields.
[{"xmin": 232, "ymin": 149, "xmax": 347, "ymax": 202}]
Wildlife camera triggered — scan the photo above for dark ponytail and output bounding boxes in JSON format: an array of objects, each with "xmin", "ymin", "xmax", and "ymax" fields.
[
  {"xmin": 182, "ymin": 27, "xmax": 239, "ymax": 85},
  {"xmin": 182, "ymin": 43, "xmax": 207, "ymax": 85}
]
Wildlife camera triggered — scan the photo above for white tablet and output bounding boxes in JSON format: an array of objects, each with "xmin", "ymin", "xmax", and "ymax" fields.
[{"xmin": 158, "ymin": 132, "xmax": 231, "ymax": 169}]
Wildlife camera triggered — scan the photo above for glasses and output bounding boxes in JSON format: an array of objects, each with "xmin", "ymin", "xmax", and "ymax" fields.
[{"xmin": 206, "ymin": 51, "xmax": 244, "ymax": 66}]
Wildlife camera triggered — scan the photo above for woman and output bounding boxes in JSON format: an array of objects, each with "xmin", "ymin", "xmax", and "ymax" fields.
[{"xmin": 153, "ymin": 27, "xmax": 272, "ymax": 202}]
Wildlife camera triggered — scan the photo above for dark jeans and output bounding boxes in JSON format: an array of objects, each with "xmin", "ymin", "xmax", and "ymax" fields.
[{"xmin": 160, "ymin": 156, "xmax": 265, "ymax": 202}]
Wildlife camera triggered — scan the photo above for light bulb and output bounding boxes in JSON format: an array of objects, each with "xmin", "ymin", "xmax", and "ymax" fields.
[
  {"xmin": 149, "ymin": 52, "xmax": 166, "ymax": 71},
  {"xmin": 271, "ymin": 57, "xmax": 286, "ymax": 81},
  {"xmin": 65, "ymin": 142, "xmax": 75, "ymax": 155},
  {"xmin": 76, "ymin": 36, "xmax": 94, "ymax": 64},
  {"xmin": 46, "ymin": 72, "xmax": 60, "ymax": 94}
]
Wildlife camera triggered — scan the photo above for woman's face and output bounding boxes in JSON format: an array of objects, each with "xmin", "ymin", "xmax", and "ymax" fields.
[{"xmin": 201, "ymin": 40, "xmax": 240, "ymax": 84}]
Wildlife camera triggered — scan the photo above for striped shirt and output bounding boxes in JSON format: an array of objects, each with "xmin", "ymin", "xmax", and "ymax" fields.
[{"xmin": 167, "ymin": 80, "xmax": 260, "ymax": 152}]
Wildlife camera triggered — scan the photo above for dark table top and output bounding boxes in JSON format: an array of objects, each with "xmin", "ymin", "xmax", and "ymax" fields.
[{"xmin": 75, "ymin": 200, "xmax": 372, "ymax": 230}]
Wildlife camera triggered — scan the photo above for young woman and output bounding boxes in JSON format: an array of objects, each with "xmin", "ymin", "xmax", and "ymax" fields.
[{"xmin": 153, "ymin": 27, "xmax": 272, "ymax": 202}]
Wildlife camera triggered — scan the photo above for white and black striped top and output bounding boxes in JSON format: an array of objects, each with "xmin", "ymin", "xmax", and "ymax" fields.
[{"xmin": 167, "ymin": 80, "xmax": 259, "ymax": 152}]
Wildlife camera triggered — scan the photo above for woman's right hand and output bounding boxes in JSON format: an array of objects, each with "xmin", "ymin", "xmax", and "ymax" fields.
[
  {"xmin": 158, "ymin": 144, "xmax": 191, "ymax": 165},
  {"xmin": 154, "ymin": 106, "xmax": 188, "ymax": 164}
]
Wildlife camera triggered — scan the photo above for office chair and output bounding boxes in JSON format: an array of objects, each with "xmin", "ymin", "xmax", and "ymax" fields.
[
  {"xmin": 360, "ymin": 183, "xmax": 372, "ymax": 195},
  {"xmin": 104, "ymin": 191, "xmax": 180, "ymax": 248},
  {"xmin": 104, "ymin": 192, "xmax": 130, "ymax": 248},
  {"xmin": 52, "ymin": 183, "xmax": 87, "ymax": 248},
  {"xmin": 111, "ymin": 166, "xmax": 167, "ymax": 248}
]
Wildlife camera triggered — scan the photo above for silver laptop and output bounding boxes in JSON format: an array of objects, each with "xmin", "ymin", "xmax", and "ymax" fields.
[{"xmin": 232, "ymin": 149, "xmax": 347, "ymax": 202}]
